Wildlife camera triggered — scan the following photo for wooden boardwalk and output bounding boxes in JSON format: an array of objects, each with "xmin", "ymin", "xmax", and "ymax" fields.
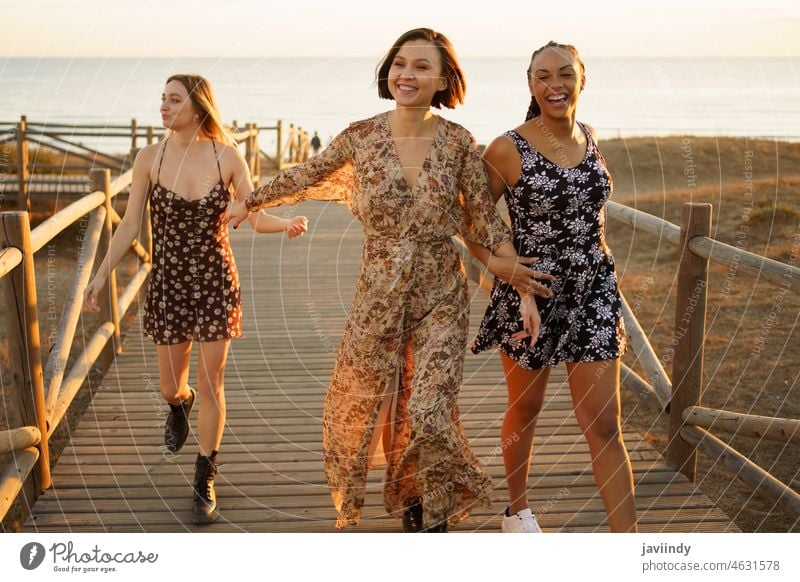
[{"xmin": 24, "ymin": 202, "xmax": 737, "ymax": 533}]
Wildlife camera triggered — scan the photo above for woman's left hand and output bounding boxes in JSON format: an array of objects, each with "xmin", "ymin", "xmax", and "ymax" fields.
[
  {"xmin": 286, "ymin": 216, "xmax": 309, "ymax": 238},
  {"xmin": 226, "ymin": 200, "xmax": 251, "ymax": 229},
  {"xmin": 512, "ymin": 292, "xmax": 541, "ymax": 343},
  {"xmin": 488, "ymin": 255, "xmax": 555, "ymax": 298}
]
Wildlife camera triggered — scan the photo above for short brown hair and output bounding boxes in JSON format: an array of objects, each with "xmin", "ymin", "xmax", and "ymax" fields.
[{"xmin": 375, "ymin": 28, "xmax": 466, "ymax": 109}]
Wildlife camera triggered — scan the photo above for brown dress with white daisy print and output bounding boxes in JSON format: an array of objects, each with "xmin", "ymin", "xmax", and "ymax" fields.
[
  {"xmin": 143, "ymin": 139, "xmax": 243, "ymax": 345},
  {"xmin": 245, "ymin": 113, "xmax": 512, "ymax": 529}
]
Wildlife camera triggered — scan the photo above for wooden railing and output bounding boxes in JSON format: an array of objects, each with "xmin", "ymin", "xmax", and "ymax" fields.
[
  {"xmin": 455, "ymin": 200, "xmax": 800, "ymax": 522},
  {"xmin": 0, "ymin": 116, "xmax": 311, "ymax": 209},
  {"xmin": 0, "ymin": 167, "xmax": 145, "ymax": 522},
  {"xmin": 0, "ymin": 120, "xmax": 273, "ymax": 525}
]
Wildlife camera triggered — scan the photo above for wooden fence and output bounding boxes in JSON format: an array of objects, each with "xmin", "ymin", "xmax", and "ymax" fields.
[
  {"xmin": 456, "ymin": 201, "xmax": 800, "ymax": 523},
  {"xmin": 0, "ymin": 116, "xmax": 311, "ymax": 209}
]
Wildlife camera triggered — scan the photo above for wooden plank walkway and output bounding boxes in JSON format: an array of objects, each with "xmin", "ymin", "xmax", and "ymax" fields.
[{"xmin": 25, "ymin": 201, "xmax": 738, "ymax": 532}]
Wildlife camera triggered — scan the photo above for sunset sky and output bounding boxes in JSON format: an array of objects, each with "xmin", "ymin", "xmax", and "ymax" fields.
[{"xmin": 1, "ymin": 0, "xmax": 798, "ymax": 58}]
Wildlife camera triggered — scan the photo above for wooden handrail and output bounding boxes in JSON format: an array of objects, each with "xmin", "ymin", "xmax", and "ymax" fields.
[
  {"xmin": 109, "ymin": 168, "xmax": 134, "ymax": 196},
  {"xmin": 607, "ymin": 200, "xmax": 800, "ymax": 294},
  {"xmin": 43, "ymin": 206, "xmax": 105, "ymax": 413},
  {"xmin": 619, "ymin": 291, "xmax": 672, "ymax": 409},
  {"xmin": 117, "ymin": 263, "xmax": 152, "ymax": 317},
  {"xmin": 1, "ymin": 211, "xmax": 51, "ymax": 492},
  {"xmin": 29, "ymin": 191, "xmax": 104, "ymax": 254},
  {"xmin": 0, "ymin": 246, "xmax": 23, "ymax": 279},
  {"xmin": 689, "ymin": 235, "xmax": 800, "ymax": 294},
  {"xmin": 606, "ymin": 201, "xmax": 681, "ymax": 246},
  {"xmin": 48, "ymin": 322, "xmax": 115, "ymax": 437},
  {"xmin": 620, "ymin": 363, "xmax": 665, "ymax": 414},
  {"xmin": 680, "ymin": 425, "xmax": 800, "ymax": 520},
  {"xmin": 0, "ymin": 427, "xmax": 41, "ymax": 456},
  {"xmin": 0, "ymin": 448, "xmax": 39, "ymax": 521},
  {"xmin": 109, "ymin": 207, "xmax": 149, "ymax": 262},
  {"xmin": 683, "ymin": 406, "xmax": 800, "ymax": 444}
]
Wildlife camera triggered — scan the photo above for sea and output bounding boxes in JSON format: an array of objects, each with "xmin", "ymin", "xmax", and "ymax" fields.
[{"xmin": 1, "ymin": 57, "xmax": 799, "ymax": 151}]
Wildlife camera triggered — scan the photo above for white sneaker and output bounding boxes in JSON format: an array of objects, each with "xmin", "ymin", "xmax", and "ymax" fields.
[{"xmin": 501, "ymin": 507, "xmax": 543, "ymax": 533}]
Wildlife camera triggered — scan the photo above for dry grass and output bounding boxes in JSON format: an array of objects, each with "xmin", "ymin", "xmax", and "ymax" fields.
[
  {"xmin": 0, "ymin": 143, "xmax": 88, "ymax": 174},
  {"xmin": 602, "ymin": 136, "xmax": 800, "ymax": 532}
]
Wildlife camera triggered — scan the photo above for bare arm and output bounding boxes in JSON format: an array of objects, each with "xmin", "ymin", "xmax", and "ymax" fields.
[
  {"xmin": 222, "ymin": 144, "xmax": 309, "ymax": 236},
  {"xmin": 464, "ymin": 136, "xmax": 554, "ymax": 295},
  {"xmin": 227, "ymin": 128, "xmax": 354, "ymax": 227},
  {"xmin": 83, "ymin": 146, "xmax": 155, "ymax": 311}
]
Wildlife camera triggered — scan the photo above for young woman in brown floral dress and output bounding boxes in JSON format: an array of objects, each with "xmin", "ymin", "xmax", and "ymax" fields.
[
  {"xmin": 84, "ymin": 74, "xmax": 307, "ymax": 524},
  {"xmin": 228, "ymin": 29, "xmax": 553, "ymax": 532},
  {"xmin": 469, "ymin": 43, "xmax": 638, "ymax": 533}
]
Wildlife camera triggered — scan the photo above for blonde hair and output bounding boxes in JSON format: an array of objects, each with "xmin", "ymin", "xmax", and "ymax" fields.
[{"xmin": 166, "ymin": 74, "xmax": 232, "ymax": 145}]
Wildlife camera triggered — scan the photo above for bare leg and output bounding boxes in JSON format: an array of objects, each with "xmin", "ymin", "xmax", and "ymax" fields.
[
  {"xmin": 566, "ymin": 359, "xmax": 638, "ymax": 532},
  {"xmin": 196, "ymin": 339, "xmax": 230, "ymax": 456},
  {"xmin": 500, "ymin": 351, "xmax": 550, "ymax": 514},
  {"xmin": 156, "ymin": 341, "xmax": 193, "ymax": 405}
]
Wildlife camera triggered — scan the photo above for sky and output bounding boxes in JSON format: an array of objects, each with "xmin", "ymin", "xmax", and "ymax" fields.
[{"xmin": 0, "ymin": 0, "xmax": 798, "ymax": 59}]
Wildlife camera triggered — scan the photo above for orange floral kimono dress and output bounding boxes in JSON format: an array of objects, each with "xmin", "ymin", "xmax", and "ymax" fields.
[{"xmin": 245, "ymin": 112, "xmax": 512, "ymax": 529}]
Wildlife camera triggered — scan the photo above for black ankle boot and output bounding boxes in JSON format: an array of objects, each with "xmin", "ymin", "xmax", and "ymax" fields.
[
  {"xmin": 421, "ymin": 520, "xmax": 449, "ymax": 533},
  {"xmin": 402, "ymin": 498, "xmax": 424, "ymax": 533},
  {"xmin": 192, "ymin": 451, "xmax": 219, "ymax": 524},
  {"xmin": 165, "ymin": 387, "xmax": 196, "ymax": 453}
]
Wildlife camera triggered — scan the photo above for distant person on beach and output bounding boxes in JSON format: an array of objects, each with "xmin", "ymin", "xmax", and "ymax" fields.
[
  {"xmin": 310, "ymin": 131, "xmax": 322, "ymax": 155},
  {"xmin": 469, "ymin": 41, "xmax": 638, "ymax": 532},
  {"xmin": 84, "ymin": 73, "xmax": 307, "ymax": 524},
  {"xmin": 227, "ymin": 28, "xmax": 552, "ymax": 532}
]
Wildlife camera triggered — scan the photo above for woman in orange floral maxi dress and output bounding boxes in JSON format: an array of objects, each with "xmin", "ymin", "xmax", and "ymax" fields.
[{"xmin": 229, "ymin": 29, "xmax": 549, "ymax": 531}]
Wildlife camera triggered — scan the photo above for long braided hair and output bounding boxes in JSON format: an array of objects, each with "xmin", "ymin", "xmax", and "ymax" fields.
[{"xmin": 525, "ymin": 41, "xmax": 585, "ymax": 121}]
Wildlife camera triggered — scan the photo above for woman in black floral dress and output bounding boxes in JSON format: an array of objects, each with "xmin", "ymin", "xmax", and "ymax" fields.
[
  {"xmin": 84, "ymin": 74, "xmax": 307, "ymax": 524},
  {"xmin": 469, "ymin": 42, "xmax": 638, "ymax": 532}
]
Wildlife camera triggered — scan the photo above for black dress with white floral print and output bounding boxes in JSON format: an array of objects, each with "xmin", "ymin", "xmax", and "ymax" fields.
[
  {"xmin": 142, "ymin": 140, "xmax": 243, "ymax": 345},
  {"xmin": 471, "ymin": 123, "xmax": 626, "ymax": 369}
]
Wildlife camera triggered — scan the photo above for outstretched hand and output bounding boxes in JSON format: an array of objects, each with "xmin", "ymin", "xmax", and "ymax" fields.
[
  {"xmin": 226, "ymin": 200, "xmax": 251, "ymax": 229},
  {"xmin": 82, "ymin": 277, "xmax": 104, "ymax": 313},
  {"xmin": 286, "ymin": 216, "xmax": 309, "ymax": 239}
]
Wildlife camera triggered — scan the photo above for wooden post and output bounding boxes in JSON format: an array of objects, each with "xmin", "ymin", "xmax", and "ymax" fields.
[
  {"xmin": 0, "ymin": 211, "xmax": 51, "ymax": 493},
  {"xmin": 288, "ymin": 124, "xmax": 296, "ymax": 163},
  {"xmin": 276, "ymin": 120, "xmax": 284, "ymax": 170},
  {"xmin": 245, "ymin": 122, "xmax": 254, "ymax": 176},
  {"xmin": 146, "ymin": 126, "xmax": 155, "ymax": 145},
  {"xmin": 253, "ymin": 124, "xmax": 261, "ymax": 184},
  {"xmin": 666, "ymin": 202, "xmax": 712, "ymax": 481},
  {"xmin": 130, "ymin": 118, "xmax": 138, "ymax": 150},
  {"xmin": 16, "ymin": 115, "xmax": 30, "ymax": 212},
  {"xmin": 91, "ymin": 169, "xmax": 122, "ymax": 358}
]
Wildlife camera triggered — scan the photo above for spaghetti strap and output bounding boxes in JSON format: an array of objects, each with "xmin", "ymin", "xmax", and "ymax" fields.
[
  {"xmin": 211, "ymin": 140, "xmax": 223, "ymax": 182},
  {"xmin": 156, "ymin": 138, "xmax": 168, "ymax": 182}
]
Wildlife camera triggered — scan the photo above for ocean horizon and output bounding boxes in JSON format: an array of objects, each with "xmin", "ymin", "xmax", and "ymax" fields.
[{"xmin": 2, "ymin": 57, "xmax": 799, "ymax": 150}]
